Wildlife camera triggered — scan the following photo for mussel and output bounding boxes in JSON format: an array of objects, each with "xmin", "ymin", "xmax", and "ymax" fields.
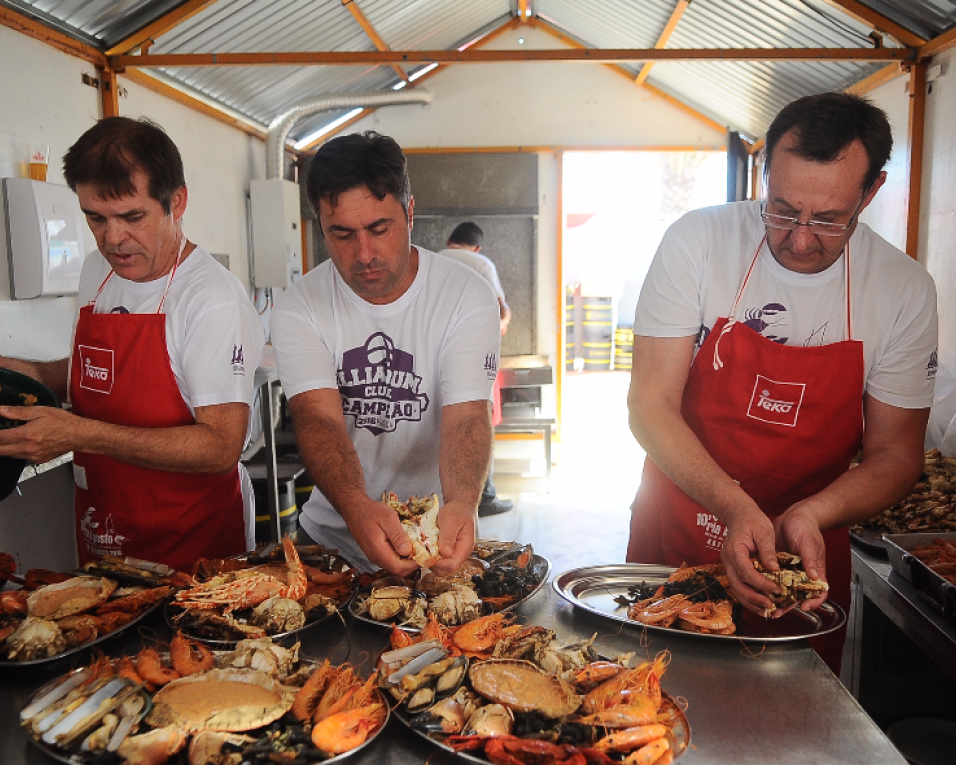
[{"xmin": 401, "ymin": 655, "xmax": 469, "ymax": 713}]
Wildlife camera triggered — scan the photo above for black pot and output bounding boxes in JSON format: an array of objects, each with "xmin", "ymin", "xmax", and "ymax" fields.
[{"xmin": 0, "ymin": 368, "xmax": 61, "ymax": 502}]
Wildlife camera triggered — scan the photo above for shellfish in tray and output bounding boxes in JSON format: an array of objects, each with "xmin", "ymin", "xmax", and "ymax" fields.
[
  {"xmin": 20, "ymin": 638, "xmax": 389, "ymax": 765},
  {"xmin": 350, "ymin": 540, "xmax": 550, "ymax": 630},
  {"xmin": 167, "ymin": 535, "xmax": 360, "ymax": 645},
  {"xmin": 0, "ymin": 558, "xmax": 173, "ymax": 665},
  {"xmin": 384, "ymin": 614, "xmax": 690, "ymax": 764}
]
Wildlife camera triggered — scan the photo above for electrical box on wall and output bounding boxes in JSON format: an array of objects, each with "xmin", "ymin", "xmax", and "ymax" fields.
[
  {"xmin": 3, "ymin": 179, "xmax": 86, "ymax": 299},
  {"xmin": 251, "ymin": 179, "xmax": 302, "ymax": 288}
]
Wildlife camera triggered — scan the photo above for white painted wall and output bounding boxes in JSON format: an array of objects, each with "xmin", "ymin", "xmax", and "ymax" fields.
[
  {"xmin": 0, "ymin": 24, "xmax": 266, "ymax": 364},
  {"xmin": 862, "ymin": 75, "xmax": 911, "ymax": 253}
]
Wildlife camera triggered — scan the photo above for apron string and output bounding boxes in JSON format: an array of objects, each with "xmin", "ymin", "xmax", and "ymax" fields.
[
  {"xmin": 713, "ymin": 234, "xmax": 766, "ymax": 371},
  {"xmin": 713, "ymin": 233, "xmax": 854, "ymax": 371},
  {"xmin": 87, "ymin": 234, "xmax": 188, "ymax": 314}
]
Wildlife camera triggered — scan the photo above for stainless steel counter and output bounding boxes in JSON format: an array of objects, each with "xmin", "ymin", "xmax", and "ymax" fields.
[{"xmin": 2, "ymin": 584, "xmax": 905, "ymax": 765}]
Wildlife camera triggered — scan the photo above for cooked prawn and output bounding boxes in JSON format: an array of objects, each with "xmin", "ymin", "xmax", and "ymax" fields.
[
  {"xmin": 311, "ymin": 703, "xmax": 385, "ymax": 754},
  {"xmin": 291, "ymin": 658, "xmax": 337, "ymax": 722},
  {"xmin": 169, "ymin": 630, "xmax": 214, "ymax": 675},
  {"xmin": 622, "ymin": 737, "xmax": 669, "ymax": 765},
  {"xmin": 594, "ymin": 723, "xmax": 668, "ymax": 752},
  {"xmin": 452, "ymin": 612, "xmax": 515, "ymax": 653},
  {"xmin": 136, "ymin": 648, "xmax": 181, "ymax": 687}
]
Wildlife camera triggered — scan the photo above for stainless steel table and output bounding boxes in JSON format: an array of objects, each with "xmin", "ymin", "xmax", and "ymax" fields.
[{"xmin": 2, "ymin": 585, "xmax": 905, "ymax": 765}]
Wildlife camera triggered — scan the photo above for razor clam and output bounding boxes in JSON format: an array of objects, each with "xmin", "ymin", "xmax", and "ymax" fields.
[
  {"xmin": 42, "ymin": 677, "xmax": 128, "ymax": 746},
  {"xmin": 21, "ymin": 669, "xmax": 91, "ymax": 721},
  {"xmin": 386, "ymin": 646, "xmax": 448, "ymax": 685}
]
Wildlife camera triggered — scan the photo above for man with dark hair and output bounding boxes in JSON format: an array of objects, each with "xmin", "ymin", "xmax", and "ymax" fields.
[
  {"xmin": 438, "ymin": 222, "xmax": 512, "ymax": 516},
  {"xmin": 0, "ymin": 116, "xmax": 265, "ymax": 571},
  {"xmin": 271, "ymin": 132, "xmax": 500, "ymax": 575},
  {"xmin": 626, "ymin": 92, "xmax": 937, "ymax": 673}
]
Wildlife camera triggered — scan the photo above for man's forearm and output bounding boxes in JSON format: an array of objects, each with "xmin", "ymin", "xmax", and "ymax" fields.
[
  {"xmin": 288, "ymin": 392, "xmax": 370, "ymax": 518},
  {"xmin": 440, "ymin": 401, "xmax": 492, "ymax": 508},
  {"xmin": 72, "ymin": 404, "xmax": 248, "ymax": 473},
  {"xmin": 0, "ymin": 356, "xmax": 69, "ymax": 400}
]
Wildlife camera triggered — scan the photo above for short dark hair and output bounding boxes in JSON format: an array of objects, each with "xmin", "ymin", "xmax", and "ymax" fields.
[
  {"xmin": 765, "ymin": 92, "xmax": 892, "ymax": 193},
  {"xmin": 306, "ymin": 131, "xmax": 411, "ymax": 222},
  {"xmin": 63, "ymin": 117, "xmax": 186, "ymax": 215},
  {"xmin": 448, "ymin": 221, "xmax": 484, "ymax": 248}
]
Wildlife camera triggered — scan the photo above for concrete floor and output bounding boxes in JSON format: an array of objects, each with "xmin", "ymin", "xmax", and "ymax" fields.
[{"xmin": 480, "ymin": 370, "xmax": 645, "ymax": 576}]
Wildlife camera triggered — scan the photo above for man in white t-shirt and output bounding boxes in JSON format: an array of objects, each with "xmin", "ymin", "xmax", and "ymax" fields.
[
  {"xmin": 271, "ymin": 132, "xmax": 500, "ymax": 575},
  {"xmin": 0, "ymin": 117, "xmax": 265, "ymax": 571},
  {"xmin": 627, "ymin": 92, "xmax": 937, "ymax": 673},
  {"xmin": 438, "ymin": 221, "xmax": 512, "ymax": 517}
]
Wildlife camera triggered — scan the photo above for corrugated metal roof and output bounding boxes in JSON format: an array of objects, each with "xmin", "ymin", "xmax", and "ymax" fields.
[
  {"xmin": 862, "ymin": 0, "xmax": 956, "ymax": 40},
  {"xmin": 3, "ymin": 0, "xmax": 951, "ymax": 141}
]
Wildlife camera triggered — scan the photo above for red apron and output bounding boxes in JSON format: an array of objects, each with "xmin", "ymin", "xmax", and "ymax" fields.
[
  {"xmin": 627, "ymin": 238, "xmax": 864, "ymax": 673},
  {"xmin": 70, "ymin": 248, "xmax": 245, "ymax": 572}
]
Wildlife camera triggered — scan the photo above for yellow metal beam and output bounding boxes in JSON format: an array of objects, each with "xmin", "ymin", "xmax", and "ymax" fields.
[
  {"xmin": 517, "ymin": 0, "xmax": 531, "ymax": 24},
  {"xmin": 918, "ymin": 25, "xmax": 956, "ymax": 60},
  {"xmin": 105, "ymin": 0, "xmax": 219, "ymax": 55},
  {"xmin": 904, "ymin": 62, "xmax": 926, "ymax": 260},
  {"xmin": 340, "ymin": 0, "xmax": 409, "ymax": 84},
  {"xmin": 636, "ymin": 0, "xmax": 689, "ymax": 86},
  {"xmin": 119, "ymin": 69, "xmax": 267, "ymax": 140},
  {"xmin": 844, "ymin": 63, "xmax": 904, "ymax": 94},
  {"xmin": 113, "ymin": 46, "xmax": 913, "ymax": 68},
  {"xmin": 820, "ymin": 1, "xmax": 925, "ymax": 48},
  {"xmin": 0, "ymin": 5, "xmax": 105, "ymax": 66}
]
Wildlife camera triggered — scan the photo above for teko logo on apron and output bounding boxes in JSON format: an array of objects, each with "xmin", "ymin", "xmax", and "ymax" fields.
[
  {"xmin": 747, "ymin": 374, "xmax": 805, "ymax": 427},
  {"xmin": 78, "ymin": 345, "xmax": 114, "ymax": 394}
]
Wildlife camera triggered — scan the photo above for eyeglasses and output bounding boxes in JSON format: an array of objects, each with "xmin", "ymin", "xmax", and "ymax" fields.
[{"xmin": 760, "ymin": 189, "xmax": 870, "ymax": 238}]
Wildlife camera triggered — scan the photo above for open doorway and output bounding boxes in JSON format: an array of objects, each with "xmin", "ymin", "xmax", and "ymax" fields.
[{"xmin": 558, "ymin": 150, "xmax": 727, "ymax": 506}]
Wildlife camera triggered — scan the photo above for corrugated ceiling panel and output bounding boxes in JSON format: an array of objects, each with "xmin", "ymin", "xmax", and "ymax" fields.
[
  {"xmin": 6, "ymin": 0, "xmax": 944, "ymax": 145},
  {"xmin": 648, "ymin": 0, "xmax": 885, "ymax": 138},
  {"xmin": 861, "ymin": 0, "xmax": 956, "ymax": 40},
  {"xmin": 359, "ymin": 0, "xmax": 510, "ymax": 50},
  {"xmin": 537, "ymin": 0, "xmax": 673, "ymax": 50}
]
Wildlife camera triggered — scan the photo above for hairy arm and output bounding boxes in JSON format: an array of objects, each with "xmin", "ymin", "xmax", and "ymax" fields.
[
  {"xmin": 430, "ymin": 399, "xmax": 493, "ymax": 576},
  {"xmin": 0, "ymin": 401, "xmax": 249, "ymax": 472},
  {"xmin": 628, "ymin": 334, "xmax": 780, "ymax": 611},
  {"xmin": 0, "ymin": 356, "xmax": 69, "ymax": 401},
  {"xmin": 769, "ymin": 396, "xmax": 927, "ymax": 610},
  {"xmin": 287, "ymin": 388, "xmax": 417, "ymax": 576}
]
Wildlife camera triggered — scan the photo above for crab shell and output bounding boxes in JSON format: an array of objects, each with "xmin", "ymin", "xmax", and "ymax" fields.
[
  {"xmin": 146, "ymin": 668, "xmax": 296, "ymax": 733},
  {"xmin": 4, "ymin": 616, "xmax": 66, "ymax": 661},
  {"xmin": 367, "ymin": 586, "xmax": 415, "ymax": 621},
  {"xmin": 27, "ymin": 576, "xmax": 117, "ymax": 620},
  {"xmin": 429, "ymin": 586, "xmax": 482, "ymax": 627},
  {"xmin": 468, "ymin": 659, "xmax": 582, "ymax": 718}
]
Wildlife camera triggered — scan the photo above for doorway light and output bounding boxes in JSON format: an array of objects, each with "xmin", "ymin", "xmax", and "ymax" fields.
[{"xmin": 294, "ymin": 108, "xmax": 364, "ymax": 149}]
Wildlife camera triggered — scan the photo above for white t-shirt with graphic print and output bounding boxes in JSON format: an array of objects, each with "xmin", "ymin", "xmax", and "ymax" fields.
[
  {"xmin": 634, "ymin": 201, "xmax": 938, "ymax": 409},
  {"xmin": 74, "ymin": 245, "xmax": 265, "ymax": 414},
  {"xmin": 271, "ymin": 246, "xmax": 501, "ymax": 570}
]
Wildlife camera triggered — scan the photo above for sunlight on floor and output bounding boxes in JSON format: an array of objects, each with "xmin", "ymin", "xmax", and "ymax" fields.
[{"xmin": 479, "ymin": 371, "xmax": 646, "ymax": 575}]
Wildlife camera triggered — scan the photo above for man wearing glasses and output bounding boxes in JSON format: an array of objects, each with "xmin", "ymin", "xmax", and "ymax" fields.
[{"xmin": 626, "ymin": 92, "xmax": 937, "ymax": 673}]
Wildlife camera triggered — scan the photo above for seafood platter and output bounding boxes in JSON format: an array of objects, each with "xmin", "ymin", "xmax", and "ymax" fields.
[
  {"xmin": 553, "ymin": 555, "xmax": 846, "ymax": 643},
  {"xmin": 166, "ymin": 536, "xmax": 361, "ymax": 644},
  {"xmin": 350, "ymin": 539, "xmax": 551, "ymax": 631},
  {"xmin": 381, "ymin": 611, "xmax": 690, "ymax": 764},
  {"xmin": 0, "ymin": 552, "xmax": 177, "ymax": 665},
  {"xmin": 851, "ymin": 448, "xmax": 956, "ymax": 551},
  {"xmin": 884, "ymin": 533, "xmax": 956, "ymax": 619},
  {"xmin": 19, "ymin": 633, "xmax": 388, "ymax": 765}
]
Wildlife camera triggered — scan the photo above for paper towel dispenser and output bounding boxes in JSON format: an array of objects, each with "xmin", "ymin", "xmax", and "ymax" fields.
[{"xmin": 3, "ymin": 178, "xmax": 86, "ymax": 299}]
